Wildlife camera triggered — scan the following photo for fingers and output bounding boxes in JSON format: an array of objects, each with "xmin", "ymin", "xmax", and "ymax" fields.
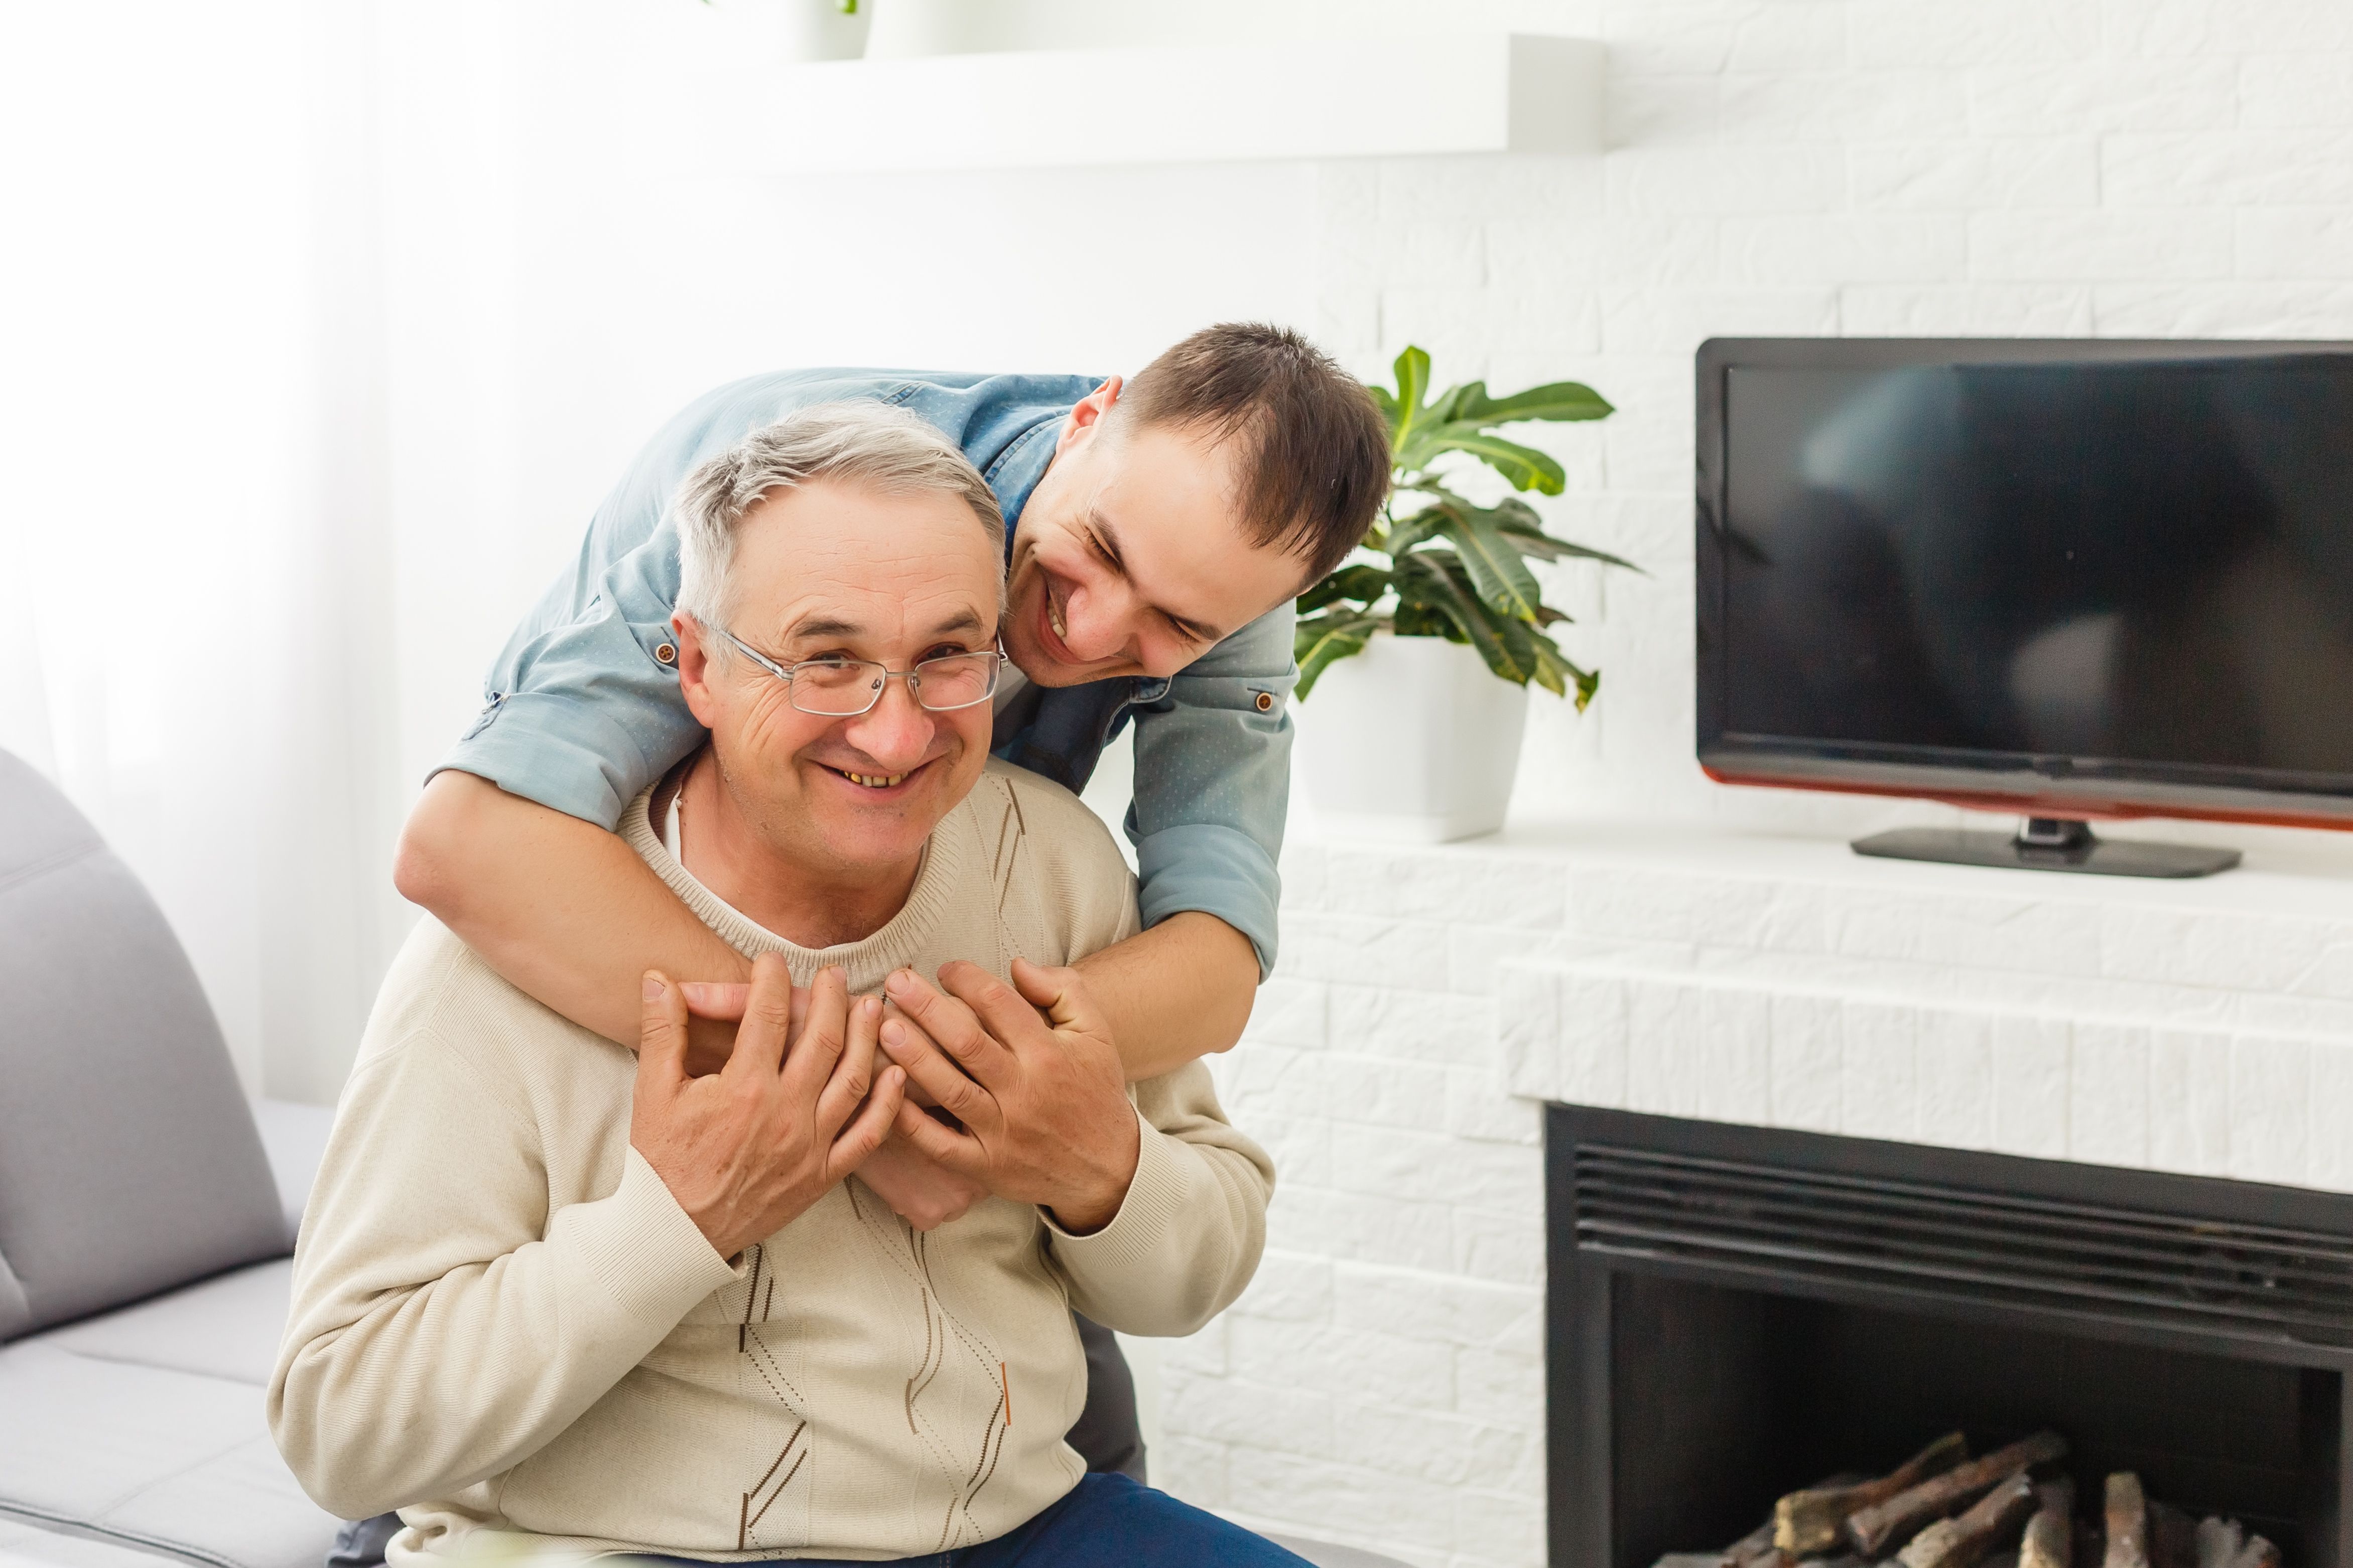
[
  {"xmin": 1007, "ymin": 958, "xmax": 1100, "ymax": 1034},
  {"xmin": 815, "ymin": 994, "xmax": 883, "ymax": 1131},
  {"xmin": 678, "ymin": 981, "xmax": 750, "ymax": 1021},
  {"xmin": 941, "ymin": 960, "xmax": 1054, "ymax": 1064},
  {"xmin": 782, "ymin": 965, "xmax": 850, "ymax": 1099},
  {"xmin": 887, "ymin": 965, "xmax": 1012, "ymax": 1083},
  {"xmin": 826, "ymin": 1066, "xmax": 907, "ymax": 1179},
  {"xmin": 891, "ymin": 1098, "xmax": 990, "ymax": 1179},
  {"xmin": 725, "ymin": 953, "xmax": 798, "ymax": 1080},
  {"xmin": 638, "ymin": 971, "xmax": 690, "ymax": 1089},
  {"xmin": 879, "ymin": 1012, "xmax": 999, "ymax": 1130}
]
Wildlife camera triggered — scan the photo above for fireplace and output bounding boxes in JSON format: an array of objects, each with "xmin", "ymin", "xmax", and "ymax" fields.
[{"xmin": 1545, "ymin": 1106, "xmax": 2353, "ymax": 1568}]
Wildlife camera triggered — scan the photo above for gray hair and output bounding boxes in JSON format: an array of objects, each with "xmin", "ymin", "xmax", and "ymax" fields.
[{"xmin": 671, "ymin": 400, "xmax": 1006, "ymax": 637}]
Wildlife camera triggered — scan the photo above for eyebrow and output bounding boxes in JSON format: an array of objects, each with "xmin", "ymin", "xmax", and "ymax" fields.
[
  {"xmin": 1089, "ymin": 511, "xmax": 1226, "ymax": 645},
  {"xmin": 779, "ymin": 607, "xmax": 990, "ymax": 644}
]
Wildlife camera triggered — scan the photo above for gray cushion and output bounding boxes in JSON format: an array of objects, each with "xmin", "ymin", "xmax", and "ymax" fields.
[
  {"xmin": 0, "ymin": 750, "xmax": 286, "ymax": 1340},
  {"xmin": 249, "ymin": 1101, "xmax": 333, "ymax": 1245},
  {"xmin": 0, "ymin": 1340, "xmax": 337, "ymax": 1568},
  {"xmin": 1266, "ymin": 1535, "xmax": 1416, "ymax": 1568},
  {"xmin": 0, "ymin": 1517, "xmax": 193, "ymax": 1568},
  {"xmin": 26, "ymin": 1259, "xmax": 289, "ymax": 1388}
]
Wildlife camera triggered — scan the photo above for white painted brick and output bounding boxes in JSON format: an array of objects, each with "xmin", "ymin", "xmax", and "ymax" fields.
[
  {"xmin": 2239, "ymin": 207, "xmax": 2353, "ymax": 280},
  {"xmin": 2231, "ymin": 1033, "xmax": 2313, "ymax": 1185},
  {"xmin": 2102, "ymin": 130, "xmax": 2353, "ymax": 210},
  {"xmin": 1215, "ymin": 1043, "xmax": 1334, "ymax": 1123},
  {"xmin": 1331, "ymin": 1402, "xmax": 1529, "ymax": 1491},
  {"xmin": 1331, "ymin": 982, "xmax": 1499, "ymax": 1063},
  {"xmin": 1331, "ymin": 1122, "xmax": 1542, "ymax": 1213},
  {"xmin": 1988, "ymin": 1014, "xmax": 2071, "ymax": 1159},
  {"xmin": 1229, "ymin": 1318, "xmax": 1456, "ymax": 1413},
  {"xmin": 1850, "ymin": 0, "xmax": 2101, "ymax": 66},
  {"xmin": 1719, "ymin": 69, "xmax": 1969, "ymax": 141},
  {"xmin": 1557, "ymin": 969, "xmax": 1631, "ymax": 1108},
  {"xmin": 1450, "ymin": 1206, "xmax": 1546, "ymax": 1288},
  {"xmin": 1969, "ymin": 209, "xmax": 2233, "ymax": 281},
  {"xmin": 1163, "ymin": 1371, "xmax": 1333, "ymax": 1458},
  {"xmin": 1625, "ymin": 977, "xmax": 1709, "ymax": 1117},
  {"xmin": 1609, "ymin": 72, "xmax": 1722, "ymax": 150},
  {"xmin": 1841, "ymin": 1000, "xmax": 1921, "ymax": 1143},
  {"xmin": 1446, "ymin": 1065, "xmax": 1543, "ymax": 1145},
  {"xmin": 1164, "ymin": 1316, "xmax": 1230, "ymax": 1377},
  {"xmin": 2241, "ymin": 52, "xmax": 2353, "ymax": 129},
  {"xmin": 1153, "ymin": 1434, "xmax": 1229, "ymax": 1509},
  {"xmin": 1696, "ymin": 983, "xmax": 1773, "ymax": 1123},
  {"xmin": 1224, "ymin": 1450, "xmax": 1459, "ymax": 1556},
  {"xmin": 1324, "ymin": 850, "xmax": 1566, "ymax": 930},
  {"xmin": 1598, "ymin": 285, "xmax": 1843, "ymax": 353},
  {"xmin": 2307, "ymin": 1041, "xmax": 2353, "ymax": 1192},
  {"xmin": 1839, "ymin": 283, "xmax": 2094, "ymax": 335},
  {"xmin": 1604, "ymin": 143, "xmax": 1846, "ymax": 215},
  {"xmin": 1238, "ymin": 1110, "xmax": 1335, "ymax": 1190},
  {"xmin": 1326, "ymin": 1051, "xmax": 1453, "ymax": 1131},
  {"xmin": 1450, "ymin": 1485, "xmax": 1549, "ymax": 1567},
  {"xmin": 1243, "ymin": 977, "xmax": 1328, "ymax": 1050},
  {"xmin": 1284, "ymin": 912, "xmax": 1458, "ymax": 990},
  {"xmin": 2068, "ymin": 1021, "xmax": 2153, "ymax": 1167},
  {"xmin": 1453, "ymin": 1345, "xmax": 1545, "ymax": 1432},
  {"xmin": 1386, "ymin": 221, "xmax": 1486, "ymax": 289},
  {"xmin": 1268, "ymin": 1185, "xmax": 1454, "ymax": 1273},
  {"xmin": 1769, "ymin": 989, "xmax": 1844, "ymax": 1133},
  {"xmin": 2290, "ymin": 928, "xmax": 2353, "ymax": 1003},
  {"xmin": 1849, "ymin": 137, "xmax": 2099, "ymax": 209},
  {"xmin": 1725, "ymin": 2, "xmax": 1847, "ymax": 72},
  {"xmin": 2089, "ymin": 280, "xmax": 2353, "ymax": 337},
  {"xmin": 2148, "ymin": 1028, "xmax": 2232, "ymax": 1177},
  {"xmin": 1332, "ymin": 1263, "xmax": 1542, "ymax": 1354},
  {"xmin": 1967, "ymin": 57, "xmax": 2239, "ymax": 134},
  {"xmin": 1230, "ymin": 1249, "xmax": 1334, "ymax": 1324},
  {"xmin": 1719, "ymin": 214, "xmax": 1967, "ymax": 285},
  {"xmin": 1916, "ymin": 1008, "xmax": 1994, "ymax": 1151}
]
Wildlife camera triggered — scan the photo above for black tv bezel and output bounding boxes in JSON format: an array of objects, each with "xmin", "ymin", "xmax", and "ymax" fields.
[{"xmin": 1694, "ymin": 336, "xmax": 2353, "ymax": 829}]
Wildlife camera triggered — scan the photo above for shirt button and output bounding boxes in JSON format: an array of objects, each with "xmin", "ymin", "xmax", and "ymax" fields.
[
  {"xmin": 655, "ymin": 643, "xmax": 678, "ymax": 665},
  {"xmin": 1253, "ymin": 691, "xmax": 1275, "ymax": 712}
]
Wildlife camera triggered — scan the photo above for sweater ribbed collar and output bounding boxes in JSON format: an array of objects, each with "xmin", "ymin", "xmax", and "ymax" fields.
[{"xmin": 618, "ymin": 784, "xmax": 970, "ymax": 992}]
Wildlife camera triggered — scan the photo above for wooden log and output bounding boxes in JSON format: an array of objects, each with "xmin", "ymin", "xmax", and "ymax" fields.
[
  {"xmin": 2228, "ymin": 1535, "xmax": 2281, "ymax": 1568},
  {"xmin": 1722, "ymin": 1519, "xmax": 1784, "ymax": 1568},
  {"xmin": 1898, "ymin": 1472, "xmax": 2041, "ymax": 1568},
  {"xmin": 2020, "ymin": 1479, "xmax": 2075, "ymax": 1568},
  {"xmin": 2104, "ymin": 1474, "xmax": 2149, "ymax": 1568},
  {"xmin": 2193, "ymin": 1518, "xmax": 2244, "ymax": 1568},
  {"xmin": 1847, "ymin": 1433, "xmax": 2071, "ymax": 1558},
  {"xmin": 1778, "ymin": 1437, "xmax": 1970, "ymax": 1555}
]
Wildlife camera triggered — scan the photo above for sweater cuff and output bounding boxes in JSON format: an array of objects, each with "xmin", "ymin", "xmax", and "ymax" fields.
[
  {"xmin": 560, "ymin": 1147, "xmax": 744, "ymax": 1327},
  {"xmin": 1039, "ymin": 1106, "xmax": 1185, "ymax": 1265}
]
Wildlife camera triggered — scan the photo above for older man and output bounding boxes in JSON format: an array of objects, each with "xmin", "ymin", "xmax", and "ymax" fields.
[{"xmin": 270, "ymin": 403, "xmax": 1295, "ymax": 1566}]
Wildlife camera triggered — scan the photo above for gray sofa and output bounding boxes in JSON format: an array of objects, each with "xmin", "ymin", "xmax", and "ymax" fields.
[{"xmin": 0, "ymin": 748, "xmax": 1403, "ymax": 1568}]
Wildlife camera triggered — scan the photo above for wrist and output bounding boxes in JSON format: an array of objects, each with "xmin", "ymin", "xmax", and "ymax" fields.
[{"xmin": 1047, "ymin": 1112, "xmax": 1141, "ymax": 1235}]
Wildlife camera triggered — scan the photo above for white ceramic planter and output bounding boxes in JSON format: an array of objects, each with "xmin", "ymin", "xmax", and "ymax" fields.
[
  {"xmin": 1295, "ymin": 632, "xmax": 1530, "ymax": 844},
  {"xmin": 864, "ymin": 0, "xmax": 1260, "ymax": 59},
  {"xmin": 780, "ymin": 0, "xmax": 872, "ymax": 62}
]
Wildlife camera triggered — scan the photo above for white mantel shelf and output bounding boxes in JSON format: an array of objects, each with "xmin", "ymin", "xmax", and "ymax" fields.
[{"xmin": 734, "ymin": 34, "xmax": 1603, "ymax": 174}]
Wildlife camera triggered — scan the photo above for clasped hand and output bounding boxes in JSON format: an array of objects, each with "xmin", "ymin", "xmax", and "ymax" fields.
[
  {"xmin": 630, "ymin": 953, "xmax": 906, "ymax": 1260},
  {"xmin": 878, "ymin": 958, "xmax": 1141, "ymax": 1235}
]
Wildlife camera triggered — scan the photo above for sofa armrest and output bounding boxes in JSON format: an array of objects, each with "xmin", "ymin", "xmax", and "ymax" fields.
[{"xmin": 249, "ymin": 1098, "xmax": 333, "ymax": 1244}]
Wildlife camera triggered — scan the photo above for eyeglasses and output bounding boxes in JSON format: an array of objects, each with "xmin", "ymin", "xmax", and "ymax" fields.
[{"xmin": 715, "ymin": 628, "xmax": 1008, "ymax": 717}]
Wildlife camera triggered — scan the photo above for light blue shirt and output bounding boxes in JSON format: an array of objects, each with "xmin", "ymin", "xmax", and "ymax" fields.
[{"xmin": 438, "ymin": 369, "xmax": 1293, "ymax": 973}]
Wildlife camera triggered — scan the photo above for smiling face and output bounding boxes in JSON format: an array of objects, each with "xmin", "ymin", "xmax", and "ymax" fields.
[
  {"xmin": 672, "ymin": 477, "xmax": 1003, "ymax": 899},
  {"xmin": 1005, "ymin": 385, "xmax": 1313, "ymax": 687}
]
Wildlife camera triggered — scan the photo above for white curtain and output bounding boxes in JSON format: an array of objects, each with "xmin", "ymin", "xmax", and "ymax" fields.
[{"xmin": 0, "ymin": 2, "xmax": 416, "ymax": 1100}]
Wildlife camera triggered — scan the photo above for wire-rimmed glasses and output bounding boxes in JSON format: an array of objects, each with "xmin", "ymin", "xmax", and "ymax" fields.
[{"xmin": 715, "ymin": 628, "xmax": 1008, "ymax": 717}]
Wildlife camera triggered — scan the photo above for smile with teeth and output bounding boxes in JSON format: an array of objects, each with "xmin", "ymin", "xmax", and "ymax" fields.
[
  {"xmin": 1048, "ymin": 595, "xmax": 1068, "ymax": 641},
  {"xmin": 833, "ymin": 767, "xmax": 909, "ymax": 789}
]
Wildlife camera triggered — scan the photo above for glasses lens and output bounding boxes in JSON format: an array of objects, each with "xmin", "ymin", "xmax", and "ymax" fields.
[
  {"xmin": 792, "ymin": 659, "xmax": 885, "ymax": 716},
  {"xmin": 911, "ymin": 652, "xmax": 1000, "ymax": 711}
]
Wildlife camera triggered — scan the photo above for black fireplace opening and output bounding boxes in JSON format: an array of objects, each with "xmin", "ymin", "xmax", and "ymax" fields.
[{"xmin": 1546, "ymin": 1107, "xmax": 2353, "ymax": 1568}]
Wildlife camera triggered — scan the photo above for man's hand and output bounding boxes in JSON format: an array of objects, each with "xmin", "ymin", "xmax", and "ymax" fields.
[
  {"xmin": 854, "ymin": 1135, "xmax": 990, "ymax": 1230},
  {"xmin": 878, "ymin": 959, "xmax": 1141, "ymax": 1235},
  {"xmin": 632, "ymin": 955, "xmax": 905, "ymax": 1259}
]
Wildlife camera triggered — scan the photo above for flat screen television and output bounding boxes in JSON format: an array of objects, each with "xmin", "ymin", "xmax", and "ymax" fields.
[{"xmin": 1695, "ymin": 338, "xmax": 2353, "ymax": 877}]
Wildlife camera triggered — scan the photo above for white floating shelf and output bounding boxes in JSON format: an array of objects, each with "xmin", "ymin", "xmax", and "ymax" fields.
[{"xmin": 737, "ymin": 34, "xmax": 1603, "ymax": 173}]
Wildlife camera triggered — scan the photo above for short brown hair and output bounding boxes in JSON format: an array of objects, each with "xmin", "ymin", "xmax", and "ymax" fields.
[{"xmin": 1117, "ymin": 323, "xmax": 1391, "ymax": 583}]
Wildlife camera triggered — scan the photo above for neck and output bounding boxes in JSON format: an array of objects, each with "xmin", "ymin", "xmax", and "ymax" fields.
[{"xmin": 674, "ymin": 752, "xmax": 922, "ymax": 949}]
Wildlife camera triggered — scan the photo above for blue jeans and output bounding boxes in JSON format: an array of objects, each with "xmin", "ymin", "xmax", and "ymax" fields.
[{"xmin": 692, "ymin": 1474, "xmax": 1312, "ymax": 1567}]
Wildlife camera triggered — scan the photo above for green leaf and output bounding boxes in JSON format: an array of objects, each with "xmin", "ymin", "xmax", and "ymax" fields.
[
  {"xmin": 1489, "ymin": 510, "xmax": 1645, "ymax": 572},
  {"xmin": 1296, "ymin": 563, "xmax": 1392, "ymax": 614},
  {"xmin": 1293, "ymin": 610, "xmax": 1379, "ymax": 699},
  {"xmin": 1387, "ymin": 346, "xmax": 1433, "ymax": 455},
  {"xmin": 1381, "ymin": 497, "xmax": 1454, "ymax": 557},
  {"xmin": 1397, "ymin": 427, "xmax": 1567, "ymax": 493},
  {"xmin": 1456, "ymin": 380, "xmax": 1614, "ymax": 425},
  {"xmin": 1531, "ymin": 637, "xmax": 1600, "ymax": 710},
  {"xmin": 1398, "ymin": 554, "xmax": 1533, "ymax": 684},
  {"xmin": 1439, "ymin": 507, "xmax": 1545, "ymax": 623},
  {"xmin": 1390, "ymin": 599, "xmax": 1460, "ymax": 640}
]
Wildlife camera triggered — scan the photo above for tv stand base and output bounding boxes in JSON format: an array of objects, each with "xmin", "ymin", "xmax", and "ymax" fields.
[{"xmin": 1851, "ymin": 818, "xmax": 2243, "ymax": 879}]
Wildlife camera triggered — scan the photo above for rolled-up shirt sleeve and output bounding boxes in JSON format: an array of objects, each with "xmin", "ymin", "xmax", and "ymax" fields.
[{"xmin": 1124, "ymin": 599, "xmax": 1296, "ymax": 977}]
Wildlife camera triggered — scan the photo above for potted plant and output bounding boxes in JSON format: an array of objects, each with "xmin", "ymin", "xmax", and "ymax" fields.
[{"xmin": 1291, "ymin": 346, "xmax": 1634, "ymax": 842}]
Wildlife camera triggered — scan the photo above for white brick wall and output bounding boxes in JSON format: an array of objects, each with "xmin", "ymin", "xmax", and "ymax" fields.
[{"xmin": 1164, "ymin": 814, "xmax": 2353, "ymax": 1566}]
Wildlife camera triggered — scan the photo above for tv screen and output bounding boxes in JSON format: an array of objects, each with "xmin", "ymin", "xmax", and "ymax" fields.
[{"xmin": 1696, "ymin": 339, "xmax": 2353, "ymax": 825}]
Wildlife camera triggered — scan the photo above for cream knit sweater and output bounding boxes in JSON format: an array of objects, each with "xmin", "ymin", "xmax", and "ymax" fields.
[{"xmin": 269, "ymin": 760, "xmax": 1273, "ymax": 1562}]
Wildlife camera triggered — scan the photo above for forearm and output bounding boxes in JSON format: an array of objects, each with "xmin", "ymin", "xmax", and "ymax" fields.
[
  {"xmin": 395, "ymin": 771, "xmax": 750, "ymax": 1048},
  {"xmin": 1072, "ymin": 911, "xmax": 1256, "ymax": 1081}
]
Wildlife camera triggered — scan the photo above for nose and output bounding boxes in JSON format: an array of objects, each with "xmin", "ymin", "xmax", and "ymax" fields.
[
  {"xmin": 838, "ymin": 678, "xmax": 937, "ymax": 771},
  {"xmin": 1059, "ymin": 579, "xmax": 1141, "ymax": 666}
]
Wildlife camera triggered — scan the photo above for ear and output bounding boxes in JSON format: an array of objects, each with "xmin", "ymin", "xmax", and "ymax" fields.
[
  {"xmin": 1053, "ymin": 374, "xmax": 1124, "ymax": 460},
  {"xmin": 672, "ymin": 613, "xmax": 725, "ymax": 728}
]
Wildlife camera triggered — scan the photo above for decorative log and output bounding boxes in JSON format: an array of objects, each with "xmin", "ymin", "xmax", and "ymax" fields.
[
  {"xmin": 1778, "ymin": 1436, "xmax": 1970, "ymax": 1555},
  {"xmin": 1898, "ymin": 1472, "xmax": 2041, "ymax": 1568},
  {"xmin": 2228, "ymin": 1535, "xmax": 2281, "ymax": 1568},
  {"xmin": 1847, "ymin": 1433, "xmax": 2071, "ymax": 1558},
  {"xmin": 1722, "ymin": 1519, "xmax": 1784, "ymax": 1568},
  {"xmin": 2104, "ymin": 1474, "xmax": 2150, "ymax": 1568},
  {"xmin": 2021, "ymin": 1479, "xmax": 2076, "ymax": 1568},
  {"xmin": 2193, "ymin": 1518, "xmax": 2244, "ymax": 1568}
]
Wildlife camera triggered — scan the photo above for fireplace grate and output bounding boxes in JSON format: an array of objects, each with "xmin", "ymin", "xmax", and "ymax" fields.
[{"xmin": 1572, "ymin": 1143, "xmax": 2353, "ymax": 1348}]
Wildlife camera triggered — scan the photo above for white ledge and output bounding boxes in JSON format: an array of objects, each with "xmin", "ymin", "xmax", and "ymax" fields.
[{"xmin": 734, "ymin": 34, "xmax": 1603, "ymax": 173}]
